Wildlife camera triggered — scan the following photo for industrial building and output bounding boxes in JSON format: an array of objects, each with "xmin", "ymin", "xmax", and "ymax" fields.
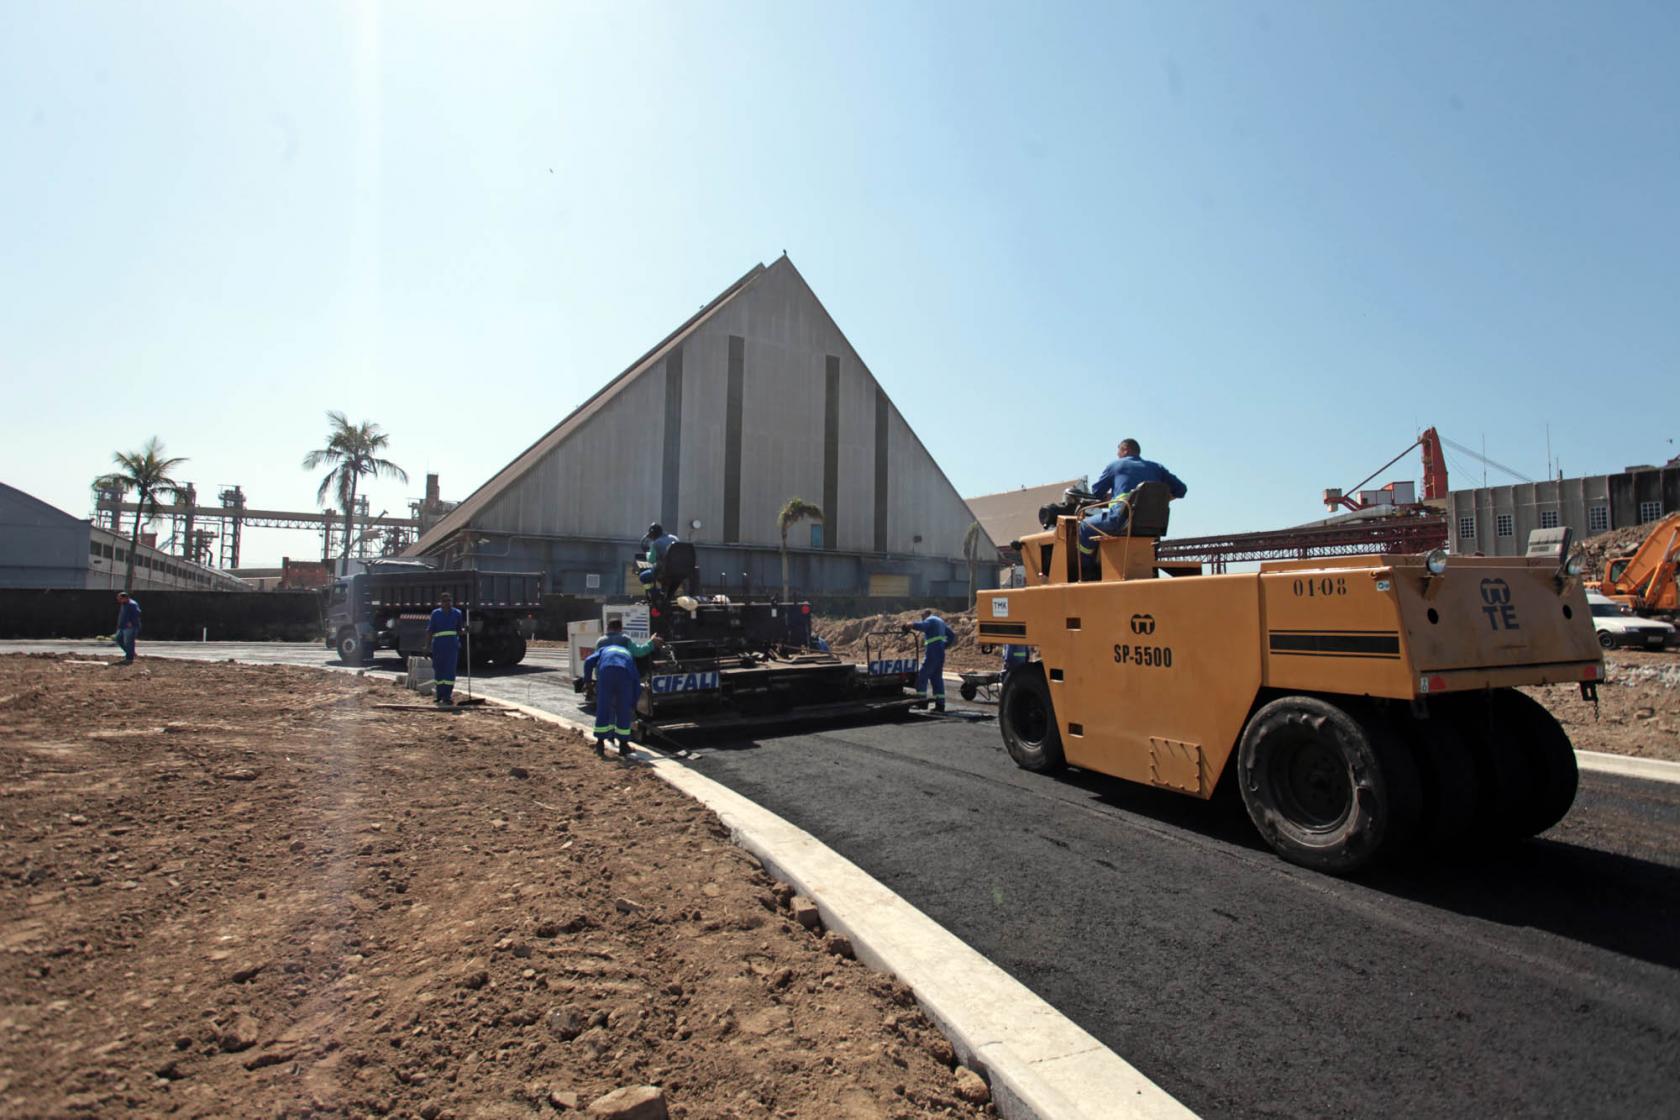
[
  {"xmin": 1447, "ymin": 463, "xmax": 1679, "ymax": 557},
  {"xmin": 1, "ymin": 482, "xmax": 247, "ymax": 591},
  {"xmin": 407, "ymin": 258, "xmax": 994, "ymax": 602}
]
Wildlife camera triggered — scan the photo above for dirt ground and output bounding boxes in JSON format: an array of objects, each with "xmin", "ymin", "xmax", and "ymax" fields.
[
  {"xmin": 0, "ymin": 655, "xmax": 995, "ymax": 1120},
  {"xmin": 1522, "ymin": 649, "xmax": 1680, "ymax": 761}
]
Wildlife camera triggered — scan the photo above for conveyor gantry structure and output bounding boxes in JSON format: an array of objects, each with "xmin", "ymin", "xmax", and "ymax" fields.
[{"xmin": 1157, "ymin": 514, "xmax": 1449, "ymax": 573}]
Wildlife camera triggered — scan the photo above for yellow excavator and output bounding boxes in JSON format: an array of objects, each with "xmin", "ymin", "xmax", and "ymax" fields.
[
  {"xmin": 1587, "ymin": 512, "xmax": 1679, "ymax": 619},
  {"xmin": 983, "ymin": 483, "xmax": 1603, "ymax": 874}
]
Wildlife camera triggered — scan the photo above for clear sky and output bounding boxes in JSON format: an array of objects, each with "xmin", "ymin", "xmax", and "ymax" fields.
[{"xmin": 4, "ymin": 1, "xmax": 1676, "ymax": 567}]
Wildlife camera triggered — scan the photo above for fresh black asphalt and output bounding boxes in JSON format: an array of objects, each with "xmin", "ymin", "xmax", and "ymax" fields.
[{"xmin": 11, "ymin": 641, "xmax": 1679, "ymax": 1118}]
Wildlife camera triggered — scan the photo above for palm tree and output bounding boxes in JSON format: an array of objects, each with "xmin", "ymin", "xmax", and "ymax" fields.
[
  {"xmin": 777, "ymin": 498, "xmax": 824, "ymax": 602},
  {"xmin": 302, "ymin": 412, "xmax": 408, "ymax": 574},
  {"xmin": 104, "ymin": 438, "xmax": 188, "ymax": 589},
  {"xmin": 963, "ymin": 520, "xmax": 984, "ymax": 609}
]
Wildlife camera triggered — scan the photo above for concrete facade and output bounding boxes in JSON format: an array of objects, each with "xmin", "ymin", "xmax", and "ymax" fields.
[
  {"xmin": 408, "ymin": 258, "xmax": 995, "ymax": 601},
  {"xmin": 1446, "ymin": 464, "xmax": 1679, "ymax": 556},
  {"xmin": 1, "ymin": 482, "xmax": 247, "ymax": 591}
]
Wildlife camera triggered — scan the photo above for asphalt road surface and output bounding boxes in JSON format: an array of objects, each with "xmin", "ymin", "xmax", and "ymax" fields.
[{"xmin": 9, "ymin": 640, "xmax": 1679, "ymax": 1119}]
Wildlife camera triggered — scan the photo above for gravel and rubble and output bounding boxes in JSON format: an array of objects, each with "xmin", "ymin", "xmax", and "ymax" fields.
[{"xmin": 0, "ymin": 655, "xmax": 994, "ymax": 1120}]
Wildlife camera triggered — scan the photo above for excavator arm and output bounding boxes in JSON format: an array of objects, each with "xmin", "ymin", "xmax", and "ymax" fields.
[{"xmin": 1600, "ymin": 513, "xmax": 1680, "ymax": 615}]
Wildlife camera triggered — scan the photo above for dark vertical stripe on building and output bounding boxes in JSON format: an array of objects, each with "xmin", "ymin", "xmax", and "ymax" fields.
[
  {"xmin": 660, "ymin": 346, "xmax": 683, "ymax": 530},
  {"xmin": 823, "ymin": 356, "xmax": 840, "ymax": 552},
  {"xmin": 724, "ymin": 336, "xmax": 745, "ymax": 543},
  {"xmin": 873, "ymin": 388, "xmax": 889, "ymax": 553}
]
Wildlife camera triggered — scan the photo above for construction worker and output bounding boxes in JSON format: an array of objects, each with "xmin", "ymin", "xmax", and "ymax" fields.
[
  {"xmin": 113, "ymin": 591, "xmax": 141, "ymax": 665},
  {"xmin": 594, "ymin": 617, "xmax": 662, "ymax": 657},
  {"xmin": 581, "ymin": 636, "xmax": 642, "ymax": 762},
  {"xmin": 902, "ymin": 609, "xmax": 954, "ymax": 712},
  {"xmin": 1001, "ymin": 643, "xmax": 1030, "ymax": 678},
  {"xmin": 638, "ymin": 523, "xmax": 680, "ymax": 586},
  {"xmin": 428, "ymin": 591, "xmax": 466, "ymax": 707},
  {"xmin": 1079, "ymin": 438, "xmax": 1187, "ymax": 579}
]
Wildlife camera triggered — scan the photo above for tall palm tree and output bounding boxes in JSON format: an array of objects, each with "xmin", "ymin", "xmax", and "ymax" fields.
[
  {"xmin": 302, "ymin": 412, "xmax": 408, "ymax": 574},
  {"xmin": 963, "ymin": 520, "xmax": 984, "ymax": 609},
  {"xmin": 104, "ymin": 438, "xmax": 188, "ymax": 590},
  {"xmin": 777, "ymin": 498, "xmax": 824, "ymax": 602}
]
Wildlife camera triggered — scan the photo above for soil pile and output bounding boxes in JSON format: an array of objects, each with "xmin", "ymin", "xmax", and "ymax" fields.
[
  {"xmin": 1522, "ymin": 648, "xmax": 1680, "ymax": 761},
  {"xmin": 1577, "ymin": 520, "xmax": 1667, "ymax": 573},
  {"xmin": 0, "ymin": 655, "xmax": 994, "ymax": 1120},
  {"xmin": 813, "ymin": 612, "xmax": 997, "ymax": 675}
]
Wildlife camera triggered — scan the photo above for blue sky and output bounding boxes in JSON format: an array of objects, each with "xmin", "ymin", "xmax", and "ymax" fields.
[{"xmin": 4, "ymin": 1, "xmax": 1676, "ymax": 566}]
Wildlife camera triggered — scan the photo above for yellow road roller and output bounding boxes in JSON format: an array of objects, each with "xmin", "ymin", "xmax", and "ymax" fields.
[{"xmin": 984, "ymin": 483, "xmax": 1604, "ymax": 874}]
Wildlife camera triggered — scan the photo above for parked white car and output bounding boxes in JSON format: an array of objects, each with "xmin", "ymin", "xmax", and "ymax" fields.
[{"xmin": 1586, "ymin": 591, "xmax": 1676, "ymax": 650}]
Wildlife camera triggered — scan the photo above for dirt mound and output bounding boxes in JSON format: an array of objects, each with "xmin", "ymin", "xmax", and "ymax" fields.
[
  {"xmin": 1577, "ymin": 520, "xmax": 1667, "ymax": 572},
  {"xmin": 814, "ymin": 611, "xmax": 999, "ymax": 674},
  {"xmin": 0, "ymin": 655, "xmax": 995, "ymax": 1119}
]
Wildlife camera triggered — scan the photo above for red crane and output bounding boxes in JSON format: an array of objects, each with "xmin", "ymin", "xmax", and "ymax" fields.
[{"xmin": 1322, "ymin": 427, "xmax": 1449, "ymax": 512}]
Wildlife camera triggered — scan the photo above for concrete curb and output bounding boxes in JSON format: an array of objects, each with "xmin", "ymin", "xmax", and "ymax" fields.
[
  {"xmin": 484, "ymin": 696, "xmax": 1194, "ymax": 1120},
  {"xmin": 1576, "ymin": 749, "xmax": 1680, "ymax": 785}
]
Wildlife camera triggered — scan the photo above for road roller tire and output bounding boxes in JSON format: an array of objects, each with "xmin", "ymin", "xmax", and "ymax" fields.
[
  {"xmin": 1238, "ymin": 696, "xmax": 1420, "ymax": 874},
  {"xmin": 1489, "ymin": 690, "xmax": 1579, "ymax": 837},
  {"xmin": 1446, "ymin": 693, "xmax": 1540, "ymax": 843},
  {"xmin": 999, "ymin": 665, "xmax": 1065, "ymax": 774},
  {"xmin": 1389, "ymin": 710, "xmax": 1480, "ymax": 852}
]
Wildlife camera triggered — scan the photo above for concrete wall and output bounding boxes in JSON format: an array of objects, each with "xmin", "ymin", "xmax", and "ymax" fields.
[
  {"xmin": 1447, "ymin": 465, "xmax": 1677, "ymax": 556},
  {"xmin": 464, "ymin": 260, "xmax": 993, "ymax": 595},
  {"xmin": 0, "ymin": 589, "xmax": 322, "ymax": 641}
]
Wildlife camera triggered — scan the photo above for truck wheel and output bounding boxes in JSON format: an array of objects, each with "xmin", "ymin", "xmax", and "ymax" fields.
[
  {"xmin": 1489, "ymin": 690, "xmax": 1578, "ymax": 837},
  {"xmin": 999, "ymin": 665, "xmax": 1064, "ymax": 773},
  {"xmin": 502, "ymin": 636, "xmax": 528, "ymax": 666},
  {"xmin": 960, "ymin": 680, "xmax": 978, "ymax": 702},
  {"xmin": 336, "ymin": 629, "xmax": 370, "ymax": 666},
  {"xmin": 1238, "ymin": 696, "xmax": 1417, "ymax": 874},
  {"xmin": 1596, "ymin": 630, "xmax": 1617, "ymax": 650}
]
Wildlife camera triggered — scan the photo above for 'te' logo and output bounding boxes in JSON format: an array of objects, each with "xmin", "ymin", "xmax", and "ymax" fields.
[
  {"xmin": 1479, "ymin": 578, "xmax": 1520, "ymax": 632},
  {"xmin": 1130, "ymin": 613, "xmax": 1156, "ymax": 636}
]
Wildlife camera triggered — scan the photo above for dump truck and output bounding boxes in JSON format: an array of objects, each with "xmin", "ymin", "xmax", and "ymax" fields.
[
  {"xmin": 1587, "ymin": 512, "xmax": 1679, "ymax": 619},
  {"xmin": 574, "ymin": 540, "xmax": 921, "ymax": 741},
  {"xmin": 325, "ymin": 564, "xmax": 543, "ymax": 667},
  {"xmin": 984, "ymin": 483, "xmax": 1603, "ymax": 874}
]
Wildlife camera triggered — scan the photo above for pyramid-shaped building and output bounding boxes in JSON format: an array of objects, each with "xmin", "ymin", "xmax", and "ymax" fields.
[{"xmin": 407, "ymin": 257, "xmax": 995, "ymax": 603}]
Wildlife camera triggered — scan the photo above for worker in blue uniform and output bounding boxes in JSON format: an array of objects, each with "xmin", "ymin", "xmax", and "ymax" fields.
[
  {"xmin": 428, "ymin": 591, "xmax": 466, "ymax": 706},
  {"xmin": 1079, "ymin": 438, "xmax": 1187, "ymax": 579},
  {"xmin": 903, "ymin": 609, "xmax": 954, "ymax": 712},
  {"xmin": 1001, "ymin": 643, "xmax": 1030, "ymax": 678},
  {"xmin": 594, "ymin": 617, "xmax": 661, "ymax": 657},
  {"xmin": 582, "ymin": 639, "xmax": 643, "ymax": 761},
  {"xmin": 113, "ymin": 591, "xmax": 142, "ymax": 665},
  {"xmin": 637, "ymin": 523, "xmax": 680, "ymax": 586}
]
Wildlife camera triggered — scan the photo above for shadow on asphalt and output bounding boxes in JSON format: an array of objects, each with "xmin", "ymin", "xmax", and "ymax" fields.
[
  {"xmin": 1051, "ymin": 769, "xmax": 1680, "ymax": 971},
  {"xmin": 1360, "ymin": 840, "xmax": 1680, "ymax": 971}
]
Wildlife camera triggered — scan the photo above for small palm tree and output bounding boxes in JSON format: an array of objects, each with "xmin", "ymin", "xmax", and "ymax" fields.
[
  {"xmin": 104, "ymin": 438, "xmax": 188, "ymax": 589},
  {"xmin": 963, "ymin": 520, "xmax": 984, "ymax": 608},
  {"xmin": 303, "ymin": 412, "xmax": 408, "ymax": 574},
  {"xmin": 777, "ymin": 498, "xmax": 824, "ymax": 602}
]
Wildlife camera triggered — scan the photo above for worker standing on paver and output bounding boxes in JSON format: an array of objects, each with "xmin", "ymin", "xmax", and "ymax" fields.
[
  {"xmin": 113, "ymin": 591, "xmax": 141, "ymax": 665},
  {"xmin": 638, "ymin": 522, "xmax": 680, "ymax": 586},
  {"xmin": 902, "ymin": 609, "xmax": 954, "ymax": 713},
  {"xmin": 1079, "ymin": 438, "xmax": 1187, "ymax": 578},
  {"xmin": 428, "ymin": 591, "xmax": 466, "ymax": 707}
]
